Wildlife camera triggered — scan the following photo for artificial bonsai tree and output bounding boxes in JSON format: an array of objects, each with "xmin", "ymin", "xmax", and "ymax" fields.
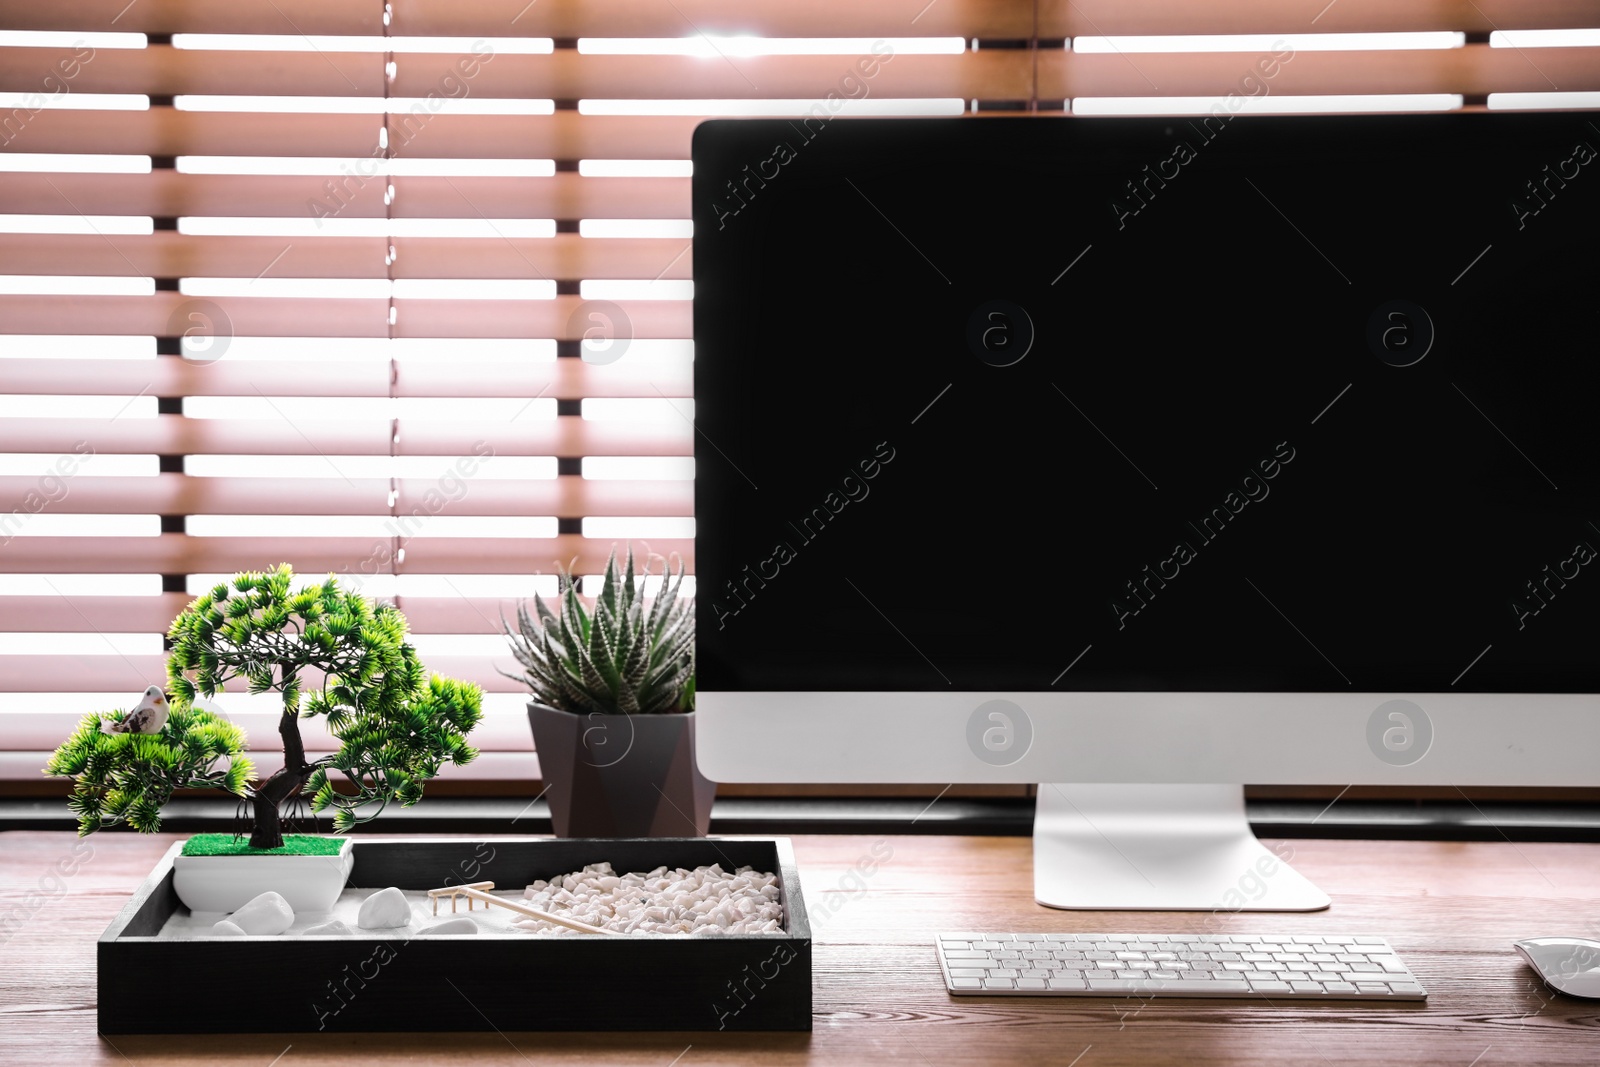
[{"xmin": 45, "ymin": 564, "xmax": 483, "ymax": 850}]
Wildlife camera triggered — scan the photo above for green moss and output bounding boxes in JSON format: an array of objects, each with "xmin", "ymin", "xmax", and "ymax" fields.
[{"xmin": 180, "ymin": 833, "xmax": 346, "ymax": 858}]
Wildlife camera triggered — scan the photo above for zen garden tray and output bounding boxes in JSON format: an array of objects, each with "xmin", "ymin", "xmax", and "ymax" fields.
[{"xmin": 99, "ymin": 836, "xmax": 812, "ymax": 1033}]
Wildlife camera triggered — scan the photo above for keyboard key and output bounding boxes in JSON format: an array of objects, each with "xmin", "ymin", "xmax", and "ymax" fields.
[
  {"xmin": 1290, "ymin": 982, "xmax": 1323, "ymax": 994},
  {"xmin": 983, "ymin": 978, "xmax": 1015, "ymax": 990},
  {"xmin": 943, "ymin": 950, "xmax": 990, "ymax": 960},
  {"xmin": 1084, "ymin": 969, "xmax": 1119, "ymax": 980},
  {"xmin": 1089, "ymin": 979, "xmax": 1251, "ymax": 994},
  {"xmin": 1180, "ymin": 972, "xmax": 1214, "ymax": 981},
  {"xmin": 1044, "ymin": 933, "xmax": 1078, "ymax": 942},
  {"xmin": 947, "ymin": 969, "xmax": 987, "ymax": 978},
  {"xmin": 939, "ymin": 940, "xmax": 971, "ymax": 949},
  {"xmin": 1020, "ymin": 969, "xmax": 1051, "ymax": 979},
  {"xmin": 1377, "ymin": 957, "xmax": 1409, "ymax": 974},
  {"xmin": 1248, "ymin": 981, "xmax": 1293, "ymax": 995},
  {"xmin": 1323, "ymin": 983, "xmax": 1358, "ymax": 994},
  {"xmin": 950, "ymin": 978, "xmax": 982, "ymax": 990},
  {"xmin": 1388, "ymin": 983, "xmax": 1425, "ymax": 996},
  {"xmin": 1016, "ymin": 978, "xmax": 1048, "ymax": 990},
  {"xmin": 1356, "ymin": 983, "xmax": 1390, "ymax": 993},
  {"xmin": 986, "ymin": 969, "xmax": 1020, "ymax": 979},
  {"xmin": 1308, "ymin": 972, "xmax": 1343, "ymax": 982},
  {"xmin": 1350, "ymin": 962, "xmax": 1382, "ymax": 972},
  {"xmin": 1151, "ymin": 971, "xmax": 1180, "ymax": 980},
  {"xmin": 1048, "ymin": 977, "xmax": 1087, "ymax": 991}
]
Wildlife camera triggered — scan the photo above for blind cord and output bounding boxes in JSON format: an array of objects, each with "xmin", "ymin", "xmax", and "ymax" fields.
[
  {"xmin": 1031, "ymin": 0, "xmax": 1039, "ymax": 113},
  {"xmin": 382, "ymin": 1, "xmax": 401, "ymax": 585}
]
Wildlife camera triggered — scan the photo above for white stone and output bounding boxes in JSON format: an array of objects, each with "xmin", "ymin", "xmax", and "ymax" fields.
[
  {"xmin": 514, "ymin": 861, "xmax": 786, "ymax": 937},
  {"xmin": 228, "ymin": 891, "xmax": 294, "ymax": 935},
  {"xmin": 302, "ymin": 919, "xmax": 355, "ymax": 937},
  {"xmin": 416, "ymin": 917, "xmax": 478, "ymax": 936},
  {"xmin": 209, "ymin": 919, "xmax": 247, "ymax": 936},
  {"xmin": 357, "ymin": 886, "xmax": 412, "ymax": 929}
]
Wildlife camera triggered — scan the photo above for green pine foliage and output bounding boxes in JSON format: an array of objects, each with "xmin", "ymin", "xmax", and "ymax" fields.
[
  {"xmin": 45, "ymin": 563, "xmax": 483, "ymax": 837},
  {"xmin": 304, "ymin": 672, "xmax": 483, "ymax": 830},
  {"xmin": 44, "ymin": 701, "xmax": 251, "ymax": 836},
  {"xmin": 166, "ymin": 563, "xmax": 410, "ymax": 712},
  {"xmin": 505, "ymin": 545, "xmax": 695, "ymax": 715}
]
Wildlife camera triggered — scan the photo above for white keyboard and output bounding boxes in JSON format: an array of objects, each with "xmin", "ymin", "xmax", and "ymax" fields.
[{"xmin": 937, "ymin": 933, "xmax": 1426, "ymax": 1000}]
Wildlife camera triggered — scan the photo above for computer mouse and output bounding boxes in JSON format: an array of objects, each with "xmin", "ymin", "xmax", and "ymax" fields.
[{"xmin": 1513, "ymin": 937, "xmax": 1600, "ymax": 999}]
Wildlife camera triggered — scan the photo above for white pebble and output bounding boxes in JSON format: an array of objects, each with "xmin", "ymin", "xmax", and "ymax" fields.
[
  {"xmin": 357, "ymin": 886, "xmax": 411, "ymax": 929},
  {"xmin": 209, "ymin": 919, "xmax": 247, "ymax": 937},
  {"xmin": 510, "ymin": 861, "xmax": 787, "ymax": 937},
  {"xmin": 228, "ymin": 891, "xmax": 295, "ymax": 935}
]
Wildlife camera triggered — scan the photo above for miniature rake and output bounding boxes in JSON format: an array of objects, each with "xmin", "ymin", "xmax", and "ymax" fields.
[{"xmin": 426, "ymin": 881, "xmax": 621, "ymax": 936}]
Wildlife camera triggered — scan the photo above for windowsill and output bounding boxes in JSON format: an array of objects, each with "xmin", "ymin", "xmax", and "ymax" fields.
[{"xmin": 2, "ymin": 795, "xmax": 1596, "ymax": 841}]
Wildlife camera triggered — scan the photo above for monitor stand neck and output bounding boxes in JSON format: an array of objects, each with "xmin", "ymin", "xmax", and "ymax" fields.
[{"xmin": 1033, "ymin": 784, "xmax": 1331, "ymax": 912}]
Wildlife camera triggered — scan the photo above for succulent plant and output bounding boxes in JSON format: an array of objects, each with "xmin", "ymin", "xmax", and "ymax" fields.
[{"xmin": 505, "ymin": 545, "xmax": 695, "ymax": 715}]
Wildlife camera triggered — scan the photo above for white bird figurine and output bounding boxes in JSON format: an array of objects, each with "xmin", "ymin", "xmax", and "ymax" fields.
[{"xmin": 104, "ymin": 685, "xmax": 169, "ymax": 735}]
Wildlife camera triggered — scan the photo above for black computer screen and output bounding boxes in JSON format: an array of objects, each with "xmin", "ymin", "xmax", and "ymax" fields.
[{"xmin": 692, "ymin": 113, "xmax": 1600, "ymax": 693}]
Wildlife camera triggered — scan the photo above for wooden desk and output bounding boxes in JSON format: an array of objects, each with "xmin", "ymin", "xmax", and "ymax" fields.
[{"xmin": 2, "ymin": 831, "xmax": 1596, "ymax": 1065}]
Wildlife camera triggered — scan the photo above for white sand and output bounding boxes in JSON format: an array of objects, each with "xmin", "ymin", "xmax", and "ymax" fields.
[{"xmin": 159, "ymin": 886, "xmax": 526, "ymax": 940}]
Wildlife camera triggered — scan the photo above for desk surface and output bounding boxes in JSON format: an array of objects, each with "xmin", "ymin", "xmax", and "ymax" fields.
[{"xmin": 2, "ymin": 831, "xmax": 1596, "ymax": 1066}]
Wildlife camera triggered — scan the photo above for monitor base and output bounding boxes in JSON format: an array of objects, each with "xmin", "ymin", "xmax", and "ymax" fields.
[{"xmin": 1033, "ymin": 784, "xmax": 1332, "ymax": 911}]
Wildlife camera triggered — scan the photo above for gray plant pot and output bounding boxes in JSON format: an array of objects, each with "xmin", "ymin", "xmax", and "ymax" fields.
[{"xmin": 527, "ymin": 702, "xmax": 716, "ymax": 837}]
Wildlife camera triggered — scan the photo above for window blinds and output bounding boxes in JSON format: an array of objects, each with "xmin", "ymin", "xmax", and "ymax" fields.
[{"xmin": 1, "ymin": 0, "xmax": 1597, "ymax": 784}]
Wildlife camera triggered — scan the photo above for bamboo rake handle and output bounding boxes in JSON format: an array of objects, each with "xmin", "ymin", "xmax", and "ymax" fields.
[{"xmin": 437, "ymin": 884, "xmax": 622, "ymax": 937}]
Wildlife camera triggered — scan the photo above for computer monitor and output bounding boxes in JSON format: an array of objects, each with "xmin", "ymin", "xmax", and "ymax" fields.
[{"xmin": 690, "ymin": 112, "xmax": 1600, "ymax": 910}]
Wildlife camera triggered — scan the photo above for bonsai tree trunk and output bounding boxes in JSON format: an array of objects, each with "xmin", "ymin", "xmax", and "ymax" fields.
[{"xmin": 247, "ymin": 705, "xmax": 318, "ymax": 850}]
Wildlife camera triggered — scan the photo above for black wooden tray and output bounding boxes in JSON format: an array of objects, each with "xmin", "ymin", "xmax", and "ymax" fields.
[{"xmin": 98, "ymin": 836, "xmax": 812, "ymax": 1033}]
